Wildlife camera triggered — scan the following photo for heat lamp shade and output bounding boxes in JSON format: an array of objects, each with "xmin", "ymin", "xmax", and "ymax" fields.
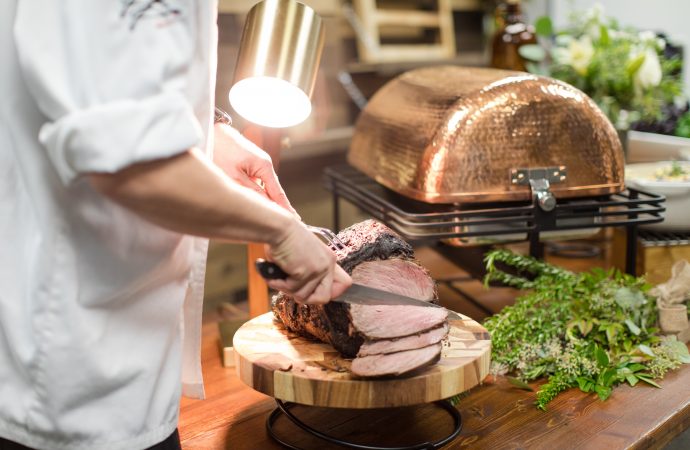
[{"xmin": 229, "ymin": 0, "xmax": 325, "ymax": 128}]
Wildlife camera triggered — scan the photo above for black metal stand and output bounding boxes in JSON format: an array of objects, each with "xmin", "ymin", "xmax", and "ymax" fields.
[
  {"xmin": 266, "ymin": 400, "xmax": 463, "ymax": 450},
  {"xmin": 324, "ymin": 164, "xmax": 666, "ymax": 276}
]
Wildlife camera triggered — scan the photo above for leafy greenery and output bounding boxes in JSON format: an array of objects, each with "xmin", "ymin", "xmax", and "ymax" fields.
[
  {"xmin": 483, "ymin": 250, "xmax": 689, "ymax": 410},
  {"xmin": 675, "ymin": 113, "xmax": 690, "ymax": 138},
  {"xmin": 523, "ymin": 6, "xmax": 685, "ymax": 131}
]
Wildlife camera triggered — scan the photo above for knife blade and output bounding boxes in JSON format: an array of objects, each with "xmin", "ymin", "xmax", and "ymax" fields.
[{"xmin": 255, "ymin": 259, "xmax": 463, "ymax": 320}]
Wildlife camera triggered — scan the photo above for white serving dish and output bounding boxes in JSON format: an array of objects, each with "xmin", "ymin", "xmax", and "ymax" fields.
[
  {"xmin": 626, "ymin": 130, "xmax": 690, "ymax": 163},
  {"xmin": 625, "ymin": 161, "xmax": 690, "ymax": 231}
]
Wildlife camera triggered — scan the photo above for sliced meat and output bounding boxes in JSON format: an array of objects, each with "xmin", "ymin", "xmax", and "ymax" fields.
[
  {"xmin": 272, "ymin": 220, "xmax": 445, "ymax": 375},
  {"xmin": 351, "ymin": 343, "xmax": 443, "ymax": 377},
  {"xmin": 351, "ymin": 258, "xmax": 436, "ymax": 301},
  {"xmin": 272, "ymin": 300, "xmax": 447, "ymax": 358},
  {"xmin": 357, "ymin": 323, "xmax": 449, "ymax": 357},
  {"xmin": 349, "ymin": 304, "xmax": 447, "ymax": 340}
]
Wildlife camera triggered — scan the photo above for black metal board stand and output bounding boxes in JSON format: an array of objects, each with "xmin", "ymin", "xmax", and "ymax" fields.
[{"xmin": 266, "ymin": 399, "xmax": 462, "ymax": 450}]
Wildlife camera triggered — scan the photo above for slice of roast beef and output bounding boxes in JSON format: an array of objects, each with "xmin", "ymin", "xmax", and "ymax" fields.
[
  {"xmin": 350, "ymin": 343, "xmax": 443, "ymax": 377},
  {"xmin": 351, "ymin": 258, "xmax": 436, "ymax": 301},
  {"xmin": 357, "ymin": 323, "xmax": 449, "ymax": 357},
  {"xmin": 348, "ymin": 303, "xmax": 447, "ymax": 340},
  {"xmin": 272, "ymin": 220, "xmax": 445, "ymax": 375}
]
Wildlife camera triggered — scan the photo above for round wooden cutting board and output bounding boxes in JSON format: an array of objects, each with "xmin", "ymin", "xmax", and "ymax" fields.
[{"xmin": 233, "ymin": 312, "xmax": 491, "ymax": 409}]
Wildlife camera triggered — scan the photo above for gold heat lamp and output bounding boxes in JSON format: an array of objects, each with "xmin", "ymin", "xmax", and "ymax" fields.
[
  {"xmin": 229, "ymin": 0, "xmax": 325, "ymax": 128},
  {"xmin": 227, "ymin": 0, "xmax": 326, "ymax": 319}
]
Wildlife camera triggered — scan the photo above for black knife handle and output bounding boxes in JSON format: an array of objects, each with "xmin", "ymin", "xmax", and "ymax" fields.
[{"xmin": 255, "ymin": 259, "xmax": 288, "ymax": 280}]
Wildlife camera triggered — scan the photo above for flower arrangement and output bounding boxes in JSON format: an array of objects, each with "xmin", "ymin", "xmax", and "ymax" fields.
[{"xmin": 520, "ymin": 4, "xmax": 688, "ymax": 136}]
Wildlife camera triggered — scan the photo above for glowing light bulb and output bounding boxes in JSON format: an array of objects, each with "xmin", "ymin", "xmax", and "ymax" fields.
[{"xmin": 229, "ymin": 77, "xmax": 312, "ymax": 128}]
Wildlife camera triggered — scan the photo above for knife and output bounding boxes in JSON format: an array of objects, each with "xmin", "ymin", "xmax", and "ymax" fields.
[{"xmin": 255, "ymin": 259, "xmax": 463, "ymax": 320}]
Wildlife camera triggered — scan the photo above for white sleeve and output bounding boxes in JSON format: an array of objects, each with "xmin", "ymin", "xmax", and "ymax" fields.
[{"xmin": 14, "ymin": 0, "xmax": 203, "ymax": 185}]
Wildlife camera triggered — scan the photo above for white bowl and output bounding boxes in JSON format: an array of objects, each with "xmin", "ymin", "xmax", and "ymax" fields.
[
  {"xmin": 627, "ymin": 130, "xmax": 690, "ymax": 163},
  {"xmin": 625, "ymin": 161, "xmax": 690, "ymax": 231}
]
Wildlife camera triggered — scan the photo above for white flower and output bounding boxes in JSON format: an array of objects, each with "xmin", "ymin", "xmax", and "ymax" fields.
[
  {"xmin": 638, "ymin": 30, "xmax": 657, "ymax": 44},
  {"xmin": 616, "ymin": 109, "xmax": 630, "ymax": 130},
  {"xmin": 554, "ymin": 36, "xmax": 595, "ymax": 76},
  {"xmin": 638, "ymin": 30, "xmax": 666, "ymax": 51},
  {"xmin": 634, "ymin": 48, "xmax": 662, "ymax": 88},
  {"xmin": 555, "ymin": 34, "xmax": 573, "ymax": 46},
  {"xmin": 609, "ymin": 29, "xmax": 632, "ymax": 40},
  {"xmin": 586, "ymin": 3, "xmax": 605, "ymax": 23}
]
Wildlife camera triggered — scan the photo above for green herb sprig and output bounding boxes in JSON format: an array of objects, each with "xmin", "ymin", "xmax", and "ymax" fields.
[{"xmin": 483, "ymin": 250, "xmax": 689, "ymax": 410}]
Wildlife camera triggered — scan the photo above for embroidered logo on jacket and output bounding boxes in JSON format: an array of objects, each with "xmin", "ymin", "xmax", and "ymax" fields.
[{"xmin": 120, "ymin": 0, "xmax": 182, "ymax": 30}]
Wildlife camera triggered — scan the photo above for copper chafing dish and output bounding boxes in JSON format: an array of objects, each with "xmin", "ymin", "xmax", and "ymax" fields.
[{"xmin": 348, "ymin": 66, "xmax": 625, "ymax": 207}]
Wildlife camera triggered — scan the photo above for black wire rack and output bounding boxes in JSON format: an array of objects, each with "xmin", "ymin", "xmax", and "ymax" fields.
[
  {"xmin": 266, "ymin": 399, "xmax": 462, "ymax": 450},
  {"xmin": 639, "ymin": 229, "xmax": 690, "ymax": 247},
  {"xmin": 323, "ymin": 164, "xmax": 666, "ymax": 275}
]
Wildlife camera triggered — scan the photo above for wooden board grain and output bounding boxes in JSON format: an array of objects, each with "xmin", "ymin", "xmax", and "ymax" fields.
[{"xmin": 233, "ymin": 312, "xmax": 490, "ymax": 409}]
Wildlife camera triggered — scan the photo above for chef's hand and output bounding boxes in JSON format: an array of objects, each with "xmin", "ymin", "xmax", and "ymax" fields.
[
  {"xmin": 213, "ymin": 123, "xmax": 299, "ymax": 217},
  {"xmin": 266, "ymin": 221, "xmax": 352, "ymax": 304}
]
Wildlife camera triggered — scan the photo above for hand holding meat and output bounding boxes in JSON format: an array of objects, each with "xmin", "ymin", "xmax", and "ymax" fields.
[
  {"xmin": 213, "ymin": 123, "xmax": 298, "ymax": 217},
  {"xmin": 266, "ymin": 221, "xmax": 352, "ymax": 304}
]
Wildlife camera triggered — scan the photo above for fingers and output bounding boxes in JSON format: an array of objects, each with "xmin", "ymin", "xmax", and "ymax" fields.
[
  {"xmin": 304, "ymin": 269, "xmax": 333, "ymax": 305},
  {"xmin": 330, "ymin": 265, "xmax": 352, "ymax": 299},
  {"xmin": 267, "ymin": 271, "xmax": 323, "ymax": 304},
  {"xmin": 214, "ymin": 125, "xmax": 300, "ymax": 218},
  {"xmin": 255, "ymin": 163, "xmax": 300, "ymax": 218},
  {"xmin": 268, "ymin": 263, "xmax": 345, "ymax": 305},
  {"xmin": 233, "ymin": 173, "xmax": 270, "ymax": 199},
  {"xmin": 264, "ymin": 224, "xmax": 343, "ymax": 304},
  {"xmin": 266, "ymin": 278, "xmax": 291, "ymax": 293}
]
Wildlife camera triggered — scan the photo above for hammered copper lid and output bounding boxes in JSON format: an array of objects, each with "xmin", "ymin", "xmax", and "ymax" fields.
[{"xmin": 348, "ymin": 66, "xmax": 624, "ymax": 203}]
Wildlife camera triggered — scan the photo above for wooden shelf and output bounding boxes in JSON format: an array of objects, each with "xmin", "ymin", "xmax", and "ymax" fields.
[
  {"xmin": 352, "ymin": 0, "xmax": 456, "ymax": 63},
  {"xmin": 376, "ymin": 10, "xmax": 441, "ymax": 27}
]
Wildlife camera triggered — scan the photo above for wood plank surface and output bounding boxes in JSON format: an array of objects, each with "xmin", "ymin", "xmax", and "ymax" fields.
[
  {"xmin": 233, "ymin": 312, "xmax": 490, "ymax": 408},
  {"xmin": 180, "ymin": 321, "xmax": 690, "ymax": 449}
]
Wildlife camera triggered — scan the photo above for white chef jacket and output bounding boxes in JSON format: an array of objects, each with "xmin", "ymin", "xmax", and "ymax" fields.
[{"xmin": 0, "ymin": 1, "xmax": 217, "ymax": 449}]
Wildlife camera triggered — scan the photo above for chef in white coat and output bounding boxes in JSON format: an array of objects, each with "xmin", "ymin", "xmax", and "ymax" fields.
[{"xmin": 0, "ymin": 1, "xmax": 351, "ymax": 449}]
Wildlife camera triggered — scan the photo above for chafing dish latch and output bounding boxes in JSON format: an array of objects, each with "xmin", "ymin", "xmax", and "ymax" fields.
[{"xmin": 511, "ymin": 166, "xmax": 567, "ymax": 211}]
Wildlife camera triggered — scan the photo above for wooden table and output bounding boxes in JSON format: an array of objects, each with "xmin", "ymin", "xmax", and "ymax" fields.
[{"xmin": 179, "ymin": 321, "xmax": 690, "ymax": 450}]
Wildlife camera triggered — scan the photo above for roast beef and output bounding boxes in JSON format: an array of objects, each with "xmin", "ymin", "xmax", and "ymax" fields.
[
  {"xmin": 348, "ymin": 303, "xmax": 447, "ymax": 340},
  {"xmin": 272, "ymin": 220, "xmax": 447, "ymax": 377},
  {"xmin": 351, "ymin": 258, "xmax": 436, "ymax": 301},
  {"xmin": 351, "ymin": 343, "xmax": 443, "ymax": 377},
  {"xmin": 357, "ymin": 323, "xmax": 449, "ymax": 357}
]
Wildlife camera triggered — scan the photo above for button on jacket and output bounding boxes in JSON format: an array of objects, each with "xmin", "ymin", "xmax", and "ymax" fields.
[{"xmin": 0, "ymin": 1, "xmax": 217, "ymax": 448}]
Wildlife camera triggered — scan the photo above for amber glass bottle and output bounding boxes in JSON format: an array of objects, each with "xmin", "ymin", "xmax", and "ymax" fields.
[{"xmin": 490, "ymin": 0, "xmax": 537, "ymax": 71}]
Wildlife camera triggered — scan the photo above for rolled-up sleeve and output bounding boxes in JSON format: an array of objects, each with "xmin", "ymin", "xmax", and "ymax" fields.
[{"xmin": 14, "ymin": 0, "xmax": 203, "ymax": 185}]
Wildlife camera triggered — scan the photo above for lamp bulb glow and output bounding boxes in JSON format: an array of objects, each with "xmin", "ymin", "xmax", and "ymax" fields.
[{"xmin": 229, "ymin": 77, "xmax": 312, "ymax": 128}]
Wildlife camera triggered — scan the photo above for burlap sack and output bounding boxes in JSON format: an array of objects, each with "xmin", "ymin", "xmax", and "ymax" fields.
[
  {"xmin": 658, "ymin": 303, "xmax": 689, "ymax": 333},
  {"xmin": 650, "ymin": 260, "xmax": 690, "ymax": 335}
]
